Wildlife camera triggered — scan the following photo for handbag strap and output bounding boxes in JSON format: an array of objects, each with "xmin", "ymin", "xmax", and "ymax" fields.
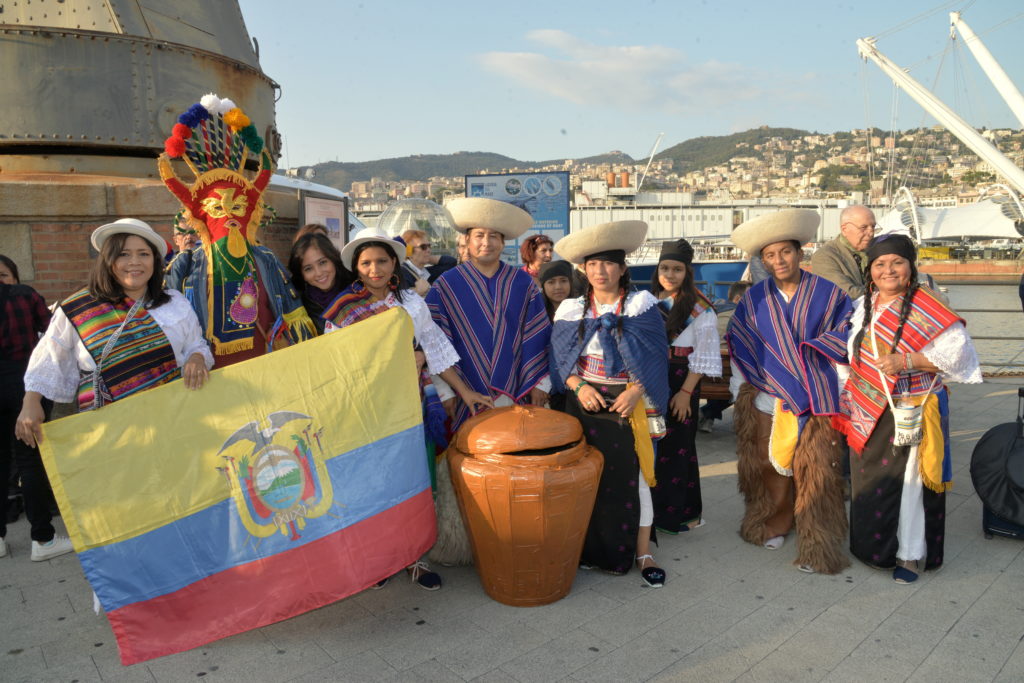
[
  {"xmin": 91, "ymin": 296, "xmax": 147, "ymax": 409},
  {"xmin": 869, "ymin": 308, "xmax": 938, "ymax": 412}
]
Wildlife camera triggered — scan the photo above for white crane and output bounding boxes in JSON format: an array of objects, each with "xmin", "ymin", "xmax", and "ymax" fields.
[
  {"xmin": 949, "ymin": 11, "xmax": 1024, "ymax": 129},
  {"xmin": 856, "ymin": 37, "xmax": 1024, "ymax": 196}
]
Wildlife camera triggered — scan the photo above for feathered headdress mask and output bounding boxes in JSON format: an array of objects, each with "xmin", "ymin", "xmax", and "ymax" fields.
[{"xmin": 158, "ymin": 93, "xmax": 273, "ymax": 258}]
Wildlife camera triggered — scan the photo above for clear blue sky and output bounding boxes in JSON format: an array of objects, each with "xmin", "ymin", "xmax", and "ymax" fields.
[{"xmin": 239, "ymin": 0, "xmax": 1024, "ymax": 167}]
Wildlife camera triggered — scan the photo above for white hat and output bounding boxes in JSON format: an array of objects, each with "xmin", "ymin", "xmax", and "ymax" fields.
[
  {"xmin": 730, "ymin": 209, "xmax": 819, "ymax": 255},
  {"xmin": 91, "ymin": 218, "xmax": 167, "ymax": 255},
  {"xmin": 447, "ymin": 197, "xmax": 533, "ymax": 240},
  {"xmin": 340, "ymin": 227, "xmax": 407, "ymax": 271},
  {"xmin": 554, "ymin": 221, "xmax": 648, "ymax": 265}
]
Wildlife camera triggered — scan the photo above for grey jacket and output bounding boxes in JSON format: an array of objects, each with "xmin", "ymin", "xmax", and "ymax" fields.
[{"xmin": 811, "ymin": 236, "xmax": 865, "ymax": 299}]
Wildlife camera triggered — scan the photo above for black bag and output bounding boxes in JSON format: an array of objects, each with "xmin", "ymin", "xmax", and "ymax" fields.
[{"xmin": 970, "ymin": 388, "xmax": 1024, "ymax": 540}]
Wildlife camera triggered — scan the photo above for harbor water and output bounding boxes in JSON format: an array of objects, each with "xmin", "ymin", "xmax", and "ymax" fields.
[{"xmin": 944, "ymin": 284, "xmax": 1024, "ymax": 374}]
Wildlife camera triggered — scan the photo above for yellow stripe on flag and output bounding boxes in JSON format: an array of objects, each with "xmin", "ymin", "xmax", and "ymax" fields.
[{"xmin": 39, "ymin": 308, "xmax": 419, "ymax": 550}]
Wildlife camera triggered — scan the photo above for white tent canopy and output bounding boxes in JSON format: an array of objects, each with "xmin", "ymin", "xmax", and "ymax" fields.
[{"xmin": 878, "ymin": 199, "xmax": 1022, "ymax": 241}]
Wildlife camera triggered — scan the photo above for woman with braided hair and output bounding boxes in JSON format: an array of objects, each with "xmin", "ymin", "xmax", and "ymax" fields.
[
  {"xmin": 832, "ymin": 234, "xmax": 981, "ymax": 583},
  {"xmin": 549, "ymin": 221, "xmax": 670, "ymax": 587}
]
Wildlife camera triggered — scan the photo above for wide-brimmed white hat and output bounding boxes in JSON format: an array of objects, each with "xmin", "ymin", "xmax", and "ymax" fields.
[
  {"xmin": 447, "ymin": 197, "xmax": 533, "ymax": 240},
  {"xmin": 730, "ymin": 209, "xmax": 819, "ymax": 255},
  {"xmin": 554, "ymin": 221, "xmax": 648, "ymax": 265},
  {"xmin": 340, "ymin": 227, "xmax": 407, "ymax": 271},
  {"xmin": 91, "ymin": 218, "xmax": 166, "ymax": 255}
]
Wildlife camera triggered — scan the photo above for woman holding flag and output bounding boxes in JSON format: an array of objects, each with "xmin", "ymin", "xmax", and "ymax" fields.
[
  {"xmin": 16, "ymin": 219, "xmax": 213, "ymax": 446},
  {"xmin": 322, "ymin": 227, "xmax": 492, "ymax": 590}
]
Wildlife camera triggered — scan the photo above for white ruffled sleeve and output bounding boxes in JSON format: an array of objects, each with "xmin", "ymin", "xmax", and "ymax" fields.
[
  {"xmin": 921, "ymin": 322, "xmax": 983, "ymax": 384},
  {"xmin": 402, "ymin": 292, "xmax": 460, "ymax": 375},
  {"xmin": 23, "ymin": 307, "xmax": 85, "ymax": 403},
  {"xmin": 687, "ymin": 309, "xmax": 722, "ymax": 377}
]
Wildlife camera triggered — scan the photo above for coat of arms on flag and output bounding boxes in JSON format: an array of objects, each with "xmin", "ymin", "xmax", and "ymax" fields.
[{"xmin": 39, "ymin": 308, "xmax": 436, "ymax": 665}]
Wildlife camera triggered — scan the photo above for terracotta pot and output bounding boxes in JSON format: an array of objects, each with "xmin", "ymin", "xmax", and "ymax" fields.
[{"xmin": 448, "ymin": 405, "xmax": 603, "ymax": 607}]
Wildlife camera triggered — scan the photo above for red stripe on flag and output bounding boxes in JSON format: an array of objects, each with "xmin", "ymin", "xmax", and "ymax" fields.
[{"xmin": 107, "ymin": 489, "xmax": 437, "ymax": 665}]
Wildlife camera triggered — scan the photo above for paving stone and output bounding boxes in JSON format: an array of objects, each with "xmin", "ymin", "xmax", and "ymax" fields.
[
  {"xmin": 434, "ymin": 622, "xmax": 550, "ymax": 679},
  {"xmin": 0, "ymin": 645, "xmax": 47, "ymax": 681},
  {"xmin": 516, "ymin": 589, "xmax": 621, "ymax": 639},
  {"xmin": 648, "ymin": 635, "xmax": 755, "ymax": 682},
  {"xmin": 287, "ymin": 650, "xmax": 400, "ymax": 682},
  {"xmin": 370, "ymin": 610, "xmax": 480, "ymax": 671},
  {"xmin": 498, "ymin": 629, "xmax": 610, "ymax": 682},
  {"xmin": 13, "ymin": 655, "xmax": 103, "ymax": 682},
  {"xmin": 4, "ymin": 380, "xmax": 1019, "ymax": 682}
]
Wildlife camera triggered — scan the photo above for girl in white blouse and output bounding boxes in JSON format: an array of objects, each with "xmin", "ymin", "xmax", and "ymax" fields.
[{"xmin": 649, "ymin": 239, "xmax": 722, "ymax": 533}]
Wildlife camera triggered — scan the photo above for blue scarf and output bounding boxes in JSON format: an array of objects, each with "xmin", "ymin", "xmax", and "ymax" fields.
[{"xmin": 549, "ymin": 294, "xmax": 670, "ymax": 415}]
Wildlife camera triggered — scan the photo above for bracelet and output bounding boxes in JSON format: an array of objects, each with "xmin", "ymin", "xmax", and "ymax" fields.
[
  {"xmin": 572, "ymin": 381, "xmax": 589, "ymax": 396},
  {"xmin": 679, "ymin": 388, "xmax": 692, "ymax": 396},
  {"xmin": 904, "ymin": 353, "xmax": 913, "ymax": 371}
]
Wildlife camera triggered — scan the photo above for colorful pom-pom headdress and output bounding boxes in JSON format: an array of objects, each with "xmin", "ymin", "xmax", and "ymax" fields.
[
  {"xmin": 158, "ymin": 93, "xmax": 273, "ymax": 258},
  {"xmin": 159, "ymin": 94, "xmax": 316, "ymax": 357}
]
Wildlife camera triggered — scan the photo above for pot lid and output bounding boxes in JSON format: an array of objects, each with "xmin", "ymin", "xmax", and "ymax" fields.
[{"xmin": 455, "ymin": 405, "xmax": 583, "ymax": 455}]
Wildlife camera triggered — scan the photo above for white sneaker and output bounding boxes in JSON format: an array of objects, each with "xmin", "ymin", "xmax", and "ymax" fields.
[
  {"xmin": 31, "ymin": 535, "xmax": 74, "ymax": 561},
  {"xmin": 0, "ymin": 537, "xmax": 7, "ymax": 558}
]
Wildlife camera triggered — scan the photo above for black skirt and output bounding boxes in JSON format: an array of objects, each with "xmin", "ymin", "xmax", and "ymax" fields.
[
  {"xmin": 652, "ymin": 357, "xmax": 703, "ymax": 533},
  {"xmin": 849, "ymin": 407, "xmax": 946, "ymax": 570},
  {"xmin": 564, "ymin": 383, "xmax": 645, "ymax": 574}
]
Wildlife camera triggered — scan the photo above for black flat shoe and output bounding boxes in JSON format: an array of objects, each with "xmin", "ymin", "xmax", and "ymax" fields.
[{"xmin": 636, "ymin": 554, "xmax": 666, "ymax": 588}]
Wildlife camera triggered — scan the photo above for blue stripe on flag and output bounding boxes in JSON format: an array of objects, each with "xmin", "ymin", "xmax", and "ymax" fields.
[{"xmin": 79, "ymin": 424, "xmax": 429, "ymax": 612}]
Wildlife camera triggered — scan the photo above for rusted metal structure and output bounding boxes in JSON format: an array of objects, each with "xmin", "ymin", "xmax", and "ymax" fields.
[{"xmin": 0, "ymin": 0, "xmax": 280, "ymax": 176}]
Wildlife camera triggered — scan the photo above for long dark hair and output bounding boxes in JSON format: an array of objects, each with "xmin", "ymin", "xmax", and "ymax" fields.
[
  {"xmin": 0, "ymin": 254, "xmax": 20, "ymax": 283},
  {"xmin": 650, "ymin": 261, "xmax": 701, "ymax": 341},
  {"xmin": 852, "ymin": 258, "xmax": 920, "ymax": 363},
  {"xmin": 288, "ymin": 233, "xmax": 352, "ymax": 295},
  {"xmin": 88, "ymin": 233, "xmax": 169, "ymax": 308},
  {"xmin": 578, "ymin": 262, "xmax": 630, "ymax": 341},
  {"xmin": 352, "ymin": 240, "xmax": 405, "ymax": 303}
]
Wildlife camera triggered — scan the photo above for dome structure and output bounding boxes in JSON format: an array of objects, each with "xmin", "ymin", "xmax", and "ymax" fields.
[{"xmin": 376, "ymin": 199, "xmax": 459, "ymax": 258}]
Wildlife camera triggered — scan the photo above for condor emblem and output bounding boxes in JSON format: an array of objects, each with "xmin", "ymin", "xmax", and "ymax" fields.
[{"xmin": 217, "ymin": 411, "xmax": 337, "ymax": 541}]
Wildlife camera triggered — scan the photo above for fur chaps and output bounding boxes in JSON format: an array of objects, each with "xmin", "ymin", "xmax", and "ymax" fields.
[
  {"xmin": 427, "ymin": 450, "xmax": 474, "ymax": 566},
  {"xmin": 735, "ymin": 383, "xmax": 774, "ymax": 545},
  {"xmin": 792, "ymin": 415, "xmax": 850, "ymax": 574}
]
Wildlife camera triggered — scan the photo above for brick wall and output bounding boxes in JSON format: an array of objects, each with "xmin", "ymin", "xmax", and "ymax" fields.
[{"xmin": 0, "ymin": 175, "xmax": 302, "ymax": 304}]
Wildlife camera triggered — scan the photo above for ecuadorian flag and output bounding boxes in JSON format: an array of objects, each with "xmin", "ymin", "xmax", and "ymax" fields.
[{"xmin": 39, "ymin": 308, "xmax": 435, "ymax": 665}]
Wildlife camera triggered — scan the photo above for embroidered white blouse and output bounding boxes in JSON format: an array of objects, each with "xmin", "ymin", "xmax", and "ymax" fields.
[
  {"xmin": 24, "ymin": 289, "xmax": 215, "ymax": 403},
  {"xmin": 665, "ymin": 303, "xmax": 722, "ymax": 378},
  {"xmin": 324, "ymin": 290, "xmax": 460, "ymax": 376}
]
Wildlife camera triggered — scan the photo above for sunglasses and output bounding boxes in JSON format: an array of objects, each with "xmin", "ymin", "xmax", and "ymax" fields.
[{"xmin": 414, "ymin": 243, "xmax": 432, "ymax": 250}]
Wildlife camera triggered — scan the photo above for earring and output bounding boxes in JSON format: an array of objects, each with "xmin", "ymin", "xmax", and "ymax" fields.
[{"xmin": 389, "ymin": 274, "xmax": 399, "ymax": 291}]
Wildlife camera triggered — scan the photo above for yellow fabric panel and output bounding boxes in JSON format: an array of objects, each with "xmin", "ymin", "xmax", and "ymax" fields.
[
  {"xmin": 628, "ymin": 390, "xmax": 656, "ymax": 487},
  {"xmin": 769, "ymin": 398, "xmax": 798, "ymax": 475},
  {"xmin": 39, "ymin": 308, "xmax": 419, "ymax": 550},
  {"xmin": 912, "ymin": 393, "xmax": 948, "ymax": 493}
]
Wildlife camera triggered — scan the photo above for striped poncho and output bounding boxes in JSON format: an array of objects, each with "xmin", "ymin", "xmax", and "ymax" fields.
[
  {"xmin": 426, "ymin": 261, "xmax": 551, "ymax": 430},
  {"xmin": 727, "ymin": 271, "xmax": 852, "ymax": 423}
]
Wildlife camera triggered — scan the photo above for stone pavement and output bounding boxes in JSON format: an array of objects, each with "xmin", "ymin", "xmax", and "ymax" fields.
[{"xmin": 3, "ymin": 378, "xmax": 1023, "ymax": 682}]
